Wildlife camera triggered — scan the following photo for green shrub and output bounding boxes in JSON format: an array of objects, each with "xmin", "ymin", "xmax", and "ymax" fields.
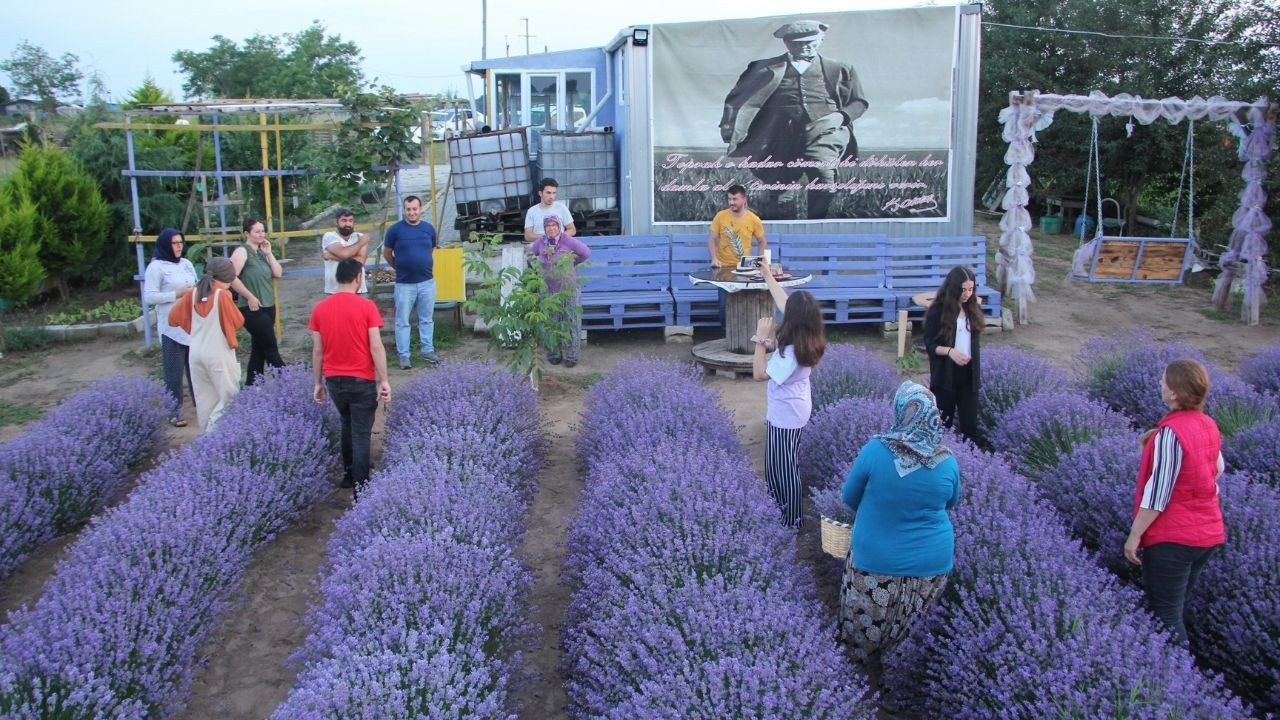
[
  {"xmin": 2, "ymin": 325, "xmax": 53, "ymax": 351},
  {"xmin": 46, "ymin": 298, "xmax": 141, "ymax": 325},
  {"xmin": 0, "ymin": 194, "xmax": 46, "ymax": 305},
  {"xmin": 4, "ymin": 143, "xmax": 110, "ymax": 299}
]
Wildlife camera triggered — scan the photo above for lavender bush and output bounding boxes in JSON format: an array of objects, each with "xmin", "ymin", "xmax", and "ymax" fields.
[
  {"xmin": 1042, "ymin": 432, "xmax": 1143, "ymax": 576},
  {"xmin": 276, "ymin": 362, "xmax": 543, "ymax": 719},
  {"xmin": 883, "ymin": 441, "xmax": 1247, "ymax": 719},
  {"xmin": 0, "ymin": 366, "xmax": 337, "ymax": 718},
  {"xmin": 1240, "ymin": 341, "xmax": 1280, "ymax": 396},
  {"xmin": 1205, "ymin": 369, "xmax": 1277, "ymax": 441},
  {"xmin": 566, "ymin": 359, "xmax": 873, "ymax": 718},
  {"xmin": 797, "ymin": 395, "xmax": 893, "ymax": 489},
  {"xmin": 1223, "ymin": 417, "xmax": 1280, "ymax": 483},
  {"xmin": 1076, "ymin": 331, "xmax": 1203, "ymax": 427},
  {"xmin": 977, "ymin": 346, "xmax": 1073, "ymax": 434},
  {"xmin": 0, "ymin": 375, "xmax": 169, "ymax": 579},
  {"xmin": 810, "ymin": 343, "xmax": 899, "ymax": 413},
  {"xmin": 1188, "ymin": 472, "xmax": 1280, "ymax": 714},
  {"xmin": 989, "ymin": 391, "xmax": 1132, "ymax": 474}
]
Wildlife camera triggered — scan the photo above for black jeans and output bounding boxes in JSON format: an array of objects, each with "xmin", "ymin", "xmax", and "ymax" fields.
[
  {"xmin": 933, "ymin": 363, "xmax": 980, "ymax": 444},
  {"xmin": 241, "ymin": 305, "xmax": 284, "ymax": 386},
  {"xmin": 1141, "ymin": 542, "xmax": 1218, "ymax": 646},
  {"xmin": 325, "ymin": 377, "xmax": 379, "ymax": 493}
]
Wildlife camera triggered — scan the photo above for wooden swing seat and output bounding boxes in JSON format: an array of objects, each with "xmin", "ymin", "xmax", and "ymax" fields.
[{"xmin": 1072, "ymin": 235, "xmax": 1193, "ymax": 284}]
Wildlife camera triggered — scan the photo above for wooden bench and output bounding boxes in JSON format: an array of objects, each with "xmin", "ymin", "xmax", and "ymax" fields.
[
  {"xmin": 578, "ymin": 235, "xmax": 674, "ymax": 330},
  {"xmin": 669, "ymin": 234, "xmax": 721, "ymax": 327},
  {"xmin": 883, "ymin": 236, "xmax": 1002, "ymax": 320},
  {"xmin": 768, "ymin": 235, "xmax": 896, "ymax": 324}
]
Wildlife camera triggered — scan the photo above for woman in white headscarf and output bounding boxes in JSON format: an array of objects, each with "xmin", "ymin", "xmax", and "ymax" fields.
[{"xmin": 837, "ymin": 381, "xmax": 961, "ymax": 671}]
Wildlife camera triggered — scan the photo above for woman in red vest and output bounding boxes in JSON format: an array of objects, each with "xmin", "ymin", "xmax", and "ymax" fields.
[{"xmin": 1124, "ymin": 358, "xmax": 1225, "ymax": 646}]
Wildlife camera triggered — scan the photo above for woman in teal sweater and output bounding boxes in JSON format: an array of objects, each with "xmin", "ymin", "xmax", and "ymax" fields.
[{"xmin": 838, "ymin": 380, "xmax": 961, "ymax": 671}]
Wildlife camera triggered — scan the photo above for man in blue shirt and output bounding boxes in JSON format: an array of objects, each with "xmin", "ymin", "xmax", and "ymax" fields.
[{"xmin": 382, "ymin": 195, "xmax": 439, "ymax": 369}]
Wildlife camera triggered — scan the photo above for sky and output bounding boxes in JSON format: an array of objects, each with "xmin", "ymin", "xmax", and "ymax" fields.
[{"xmin": 2, "ymin": 0, "xmax": 943, "ymax": 102}]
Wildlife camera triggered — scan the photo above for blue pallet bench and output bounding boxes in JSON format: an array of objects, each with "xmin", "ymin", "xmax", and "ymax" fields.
[
  {"xmin": 883, "ymin": 235, "xmax": 1002, "ymax": 320},
  {"xmin": 769, "ymin": 235, "xmax": 896, "ymax": 324},
  {"xmin": 669, "ymin": 234, "xmax": 722, "ymax": 327},
  {"xmin": 578, "ymin": 235, "xmax": 674, "ymax": 330}
]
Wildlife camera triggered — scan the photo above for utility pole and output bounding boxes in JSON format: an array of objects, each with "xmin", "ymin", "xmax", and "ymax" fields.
[
  {"xmin": 520, "ymin": 17, "xmax": 533, "ymax": 55},
  {"xmin": 504, "ymin": 35, "xmax": 510, "ymax": 57},
  {"xmin": 482, "ymin": 0, "xmax": 488, "ymax": 59}
]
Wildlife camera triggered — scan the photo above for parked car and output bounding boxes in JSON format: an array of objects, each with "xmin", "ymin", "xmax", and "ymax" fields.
[{"xmin": 429, "ymin": 108, "xmax": 484, "ymax": 141}]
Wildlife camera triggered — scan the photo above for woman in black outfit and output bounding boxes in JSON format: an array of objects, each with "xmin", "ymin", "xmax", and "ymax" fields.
[{"xmin": 924, "ymin": 266, "xmax": 983, "ymax": 444}]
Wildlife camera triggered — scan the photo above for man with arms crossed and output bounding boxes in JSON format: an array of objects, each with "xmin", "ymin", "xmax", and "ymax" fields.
[
  {"xmin": 311, "ymin": 258, "xmax": 391, "ymax": 498},
  {"xmin": 382, "ymin": 195, "xmax": 439, "ymax": 369},
  {"xmin": 524, "ymin": 178, "xmax": 578, "ymax": 241},
  {"xmin": 708, "ymin": 184, "xmax": 769, "ymax": 268},
  {"xmin": 321, "ymin": 208, "xmax": 368, "ymax": 294}
]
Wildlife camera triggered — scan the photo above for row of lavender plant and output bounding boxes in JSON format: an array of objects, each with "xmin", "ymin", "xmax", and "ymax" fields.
[
  {"xmin": 0, "ymin": 375, "xmax": 170, "ymax": 579},
  {"xmin": 0, "ymin": 366, "xmax": 337, "ymax": 718},
  {"xmin": 797, "ymin": 347, "xmax": 1249, "ymax": 716},
  {"xmin": 565, "ymin": 357, "xmax": 873, "ymax": 718},
  {"xmin": 274, "ymin": 361, "xmax": 543, "ymax": 718},
  {"xmin": 984, "ymin": 340, "xmax": 1280, "ymax": 712}
]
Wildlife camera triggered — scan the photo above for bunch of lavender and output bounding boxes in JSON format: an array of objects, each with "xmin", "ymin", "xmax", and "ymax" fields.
[
  {"xmin": 0, "ymin": 366, "xmax": 336, "ymax": 718},
  {"xmin": 1223, "ymin": 417, "xmax": 1280, "ymax": 483},
  {"xmin": 989, "ymin": 391, "xmax": 1131, "ymax": 475},
  {"xmin": 809, "ymin": 485, "xmax": 854, "ymax": 525},
  {"xmin": 565, "ymin": 359, "xmax": 873, "ymax": 718},
  {"xmin": 1042, "ymin": 432, "xmax": 1143, "ymax": 576},
  {"xmin": 809, "ymin": 343, "xmax": 898, "ymax": 413},
  {"xmin": 1075, "ymin": 331, "xmax": 1203, "ymax": 427},
  {"xmin": 576, "ymin": 356, "xmax": 738, "ymax": 472},
  {"xmin": 1240, "ymin": 341, "xmax": 1280, "ymax": 396},
  {"xmin": 977, "ymin": 346, "xmax": 1073, "ymax": 434},
  {"xmin": 1187, "ymin": 472, "xmax": 1280, "ymax": 714},
  {"xmin": 0, "ymin": 375, "xmax": 169, "ymax": 579},
  {"xmin": 277, "ymin": 363, "xmax": 541, "ymax": 719},
  {"xmin": 798, "ymin": 395, "xmax": 894, "ymax": 489},
  {"xmin": 883, "ymin": 443, "xmax": 1247, "ymax": 719},
  {"xmin": 1205, "ymin": 369, "xmax": 1277, "ymax": 441}
]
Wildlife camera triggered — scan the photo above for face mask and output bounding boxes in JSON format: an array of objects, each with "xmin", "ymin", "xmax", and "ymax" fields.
[{"xmin": 338, "ymin": 226, "xmax": 355, "ymax": 237}]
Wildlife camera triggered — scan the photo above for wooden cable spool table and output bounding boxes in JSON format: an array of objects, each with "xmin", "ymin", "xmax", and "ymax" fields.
[{"xmin": 687, "ymin": 268, "xmax": 813, "ymax": 376}]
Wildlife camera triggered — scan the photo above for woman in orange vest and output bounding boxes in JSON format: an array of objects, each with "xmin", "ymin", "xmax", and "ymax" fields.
[{"xmin": 1124, "ymin": 358, "xmax": 1225, "ymax": 646}]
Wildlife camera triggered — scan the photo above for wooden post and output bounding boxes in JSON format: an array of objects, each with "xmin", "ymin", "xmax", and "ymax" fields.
[{"xmin": 896, "ymin": 309, "xmax": 908, "ymax": 358}]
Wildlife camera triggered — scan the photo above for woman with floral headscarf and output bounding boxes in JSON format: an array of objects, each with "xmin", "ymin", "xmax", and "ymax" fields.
[{"xmin": 837, "ymin": 381, "xmax": 962, "ymax": 673}]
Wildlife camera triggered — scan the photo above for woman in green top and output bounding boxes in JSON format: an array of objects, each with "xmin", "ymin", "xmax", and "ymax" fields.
[{"xmin": 230, "ymin": 218, "xmax": 285, "ymax": 385}]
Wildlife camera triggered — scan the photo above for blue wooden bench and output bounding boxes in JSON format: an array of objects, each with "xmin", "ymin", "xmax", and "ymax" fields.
[
  {"xmin": 578, "ymin": 235, "xmax": 674, "ymax": 330},
  {"xmin": 883, "ymin": 236, "xmax": 1002, "ymax": 320},
  {"xmin": 769, "ymin": 235, "xmax": 896, "ymax": 324},
  {"xmin": 669, "ymin": 234, "xmax": 721, "ymax": 327}
]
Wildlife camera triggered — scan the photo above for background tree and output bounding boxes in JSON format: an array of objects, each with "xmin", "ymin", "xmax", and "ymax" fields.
[
  {"xmin": 4, "ymin": 144, "xmax": 110, "ymax": 299},
  {"xmin": 326, "ymin": 84, "xmax": 421, "ymax": 212},
  {"xmin": 172, "ymin": 21, "xmax": 364, "ymax": 99},
  {"xmin": 0, "ymin": 40, "xmax": 83, "ymax": 112},
  {"xmin": 978, "ymin": 0, "xmax": 1277, "ymax": 249},
  {"xmin": 0, "ymin": 195, "xmax": 46, "ymax": 306},
  {"xmin": 0, "ymin": 86, "xmax": 10, "ymax": 105},
  {"xmin": 122, "ymin": 76, "xmax": 174, "ymax": 109}
]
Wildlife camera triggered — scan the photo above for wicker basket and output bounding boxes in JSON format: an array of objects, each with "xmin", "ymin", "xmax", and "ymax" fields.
[{"xmin": 819, "ymin": 515, "xmax": 852, "ymax": 558}]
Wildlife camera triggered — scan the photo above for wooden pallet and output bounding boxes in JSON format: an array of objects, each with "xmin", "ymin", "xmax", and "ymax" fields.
[
  {"xmin": 576, "ymin": 209, "xmax": 621, "ymax": 237},
  {"xmin": 1073, "ymin": 236, "xmax": 1191, "ymax": 283}
]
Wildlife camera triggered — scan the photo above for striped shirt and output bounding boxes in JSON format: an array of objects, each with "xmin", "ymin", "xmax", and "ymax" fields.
[{"xmin": 1140, "ymin": 427, "xmax": 1225, "ymax": 511}]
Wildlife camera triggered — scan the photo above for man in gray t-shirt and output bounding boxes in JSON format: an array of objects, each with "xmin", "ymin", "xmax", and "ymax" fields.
[{"xmin": 524, "ymin": 177, "xmax": 577, "ymax": 241}]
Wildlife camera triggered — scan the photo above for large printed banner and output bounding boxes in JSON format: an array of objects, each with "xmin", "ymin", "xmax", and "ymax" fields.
[{"xmin": 651, "ymin": 7, "xmax": 957, "ymax": 223}]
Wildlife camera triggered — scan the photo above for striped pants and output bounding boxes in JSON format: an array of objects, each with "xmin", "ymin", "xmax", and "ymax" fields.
[{"xmin": 765, "ymin": 422, "xmax": 804, "ymax": 528}]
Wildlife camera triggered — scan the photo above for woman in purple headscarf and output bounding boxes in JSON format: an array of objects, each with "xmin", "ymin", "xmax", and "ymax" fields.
[{"xmin": 528, "ymin": 214, "xmax": 591, "ymax": 367}]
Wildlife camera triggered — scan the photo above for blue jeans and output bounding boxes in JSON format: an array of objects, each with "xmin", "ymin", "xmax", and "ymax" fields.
[
  {"xmin": 393, "ymin": 279, "xmax": 436, "ymax": 359},
  {"xmin": 1141, "ymin": 542, "xmax": 1218, "ymax": 646},
  {"xmin": 325, "ymin": 376, "xmax": 378, "ymax": 491}
]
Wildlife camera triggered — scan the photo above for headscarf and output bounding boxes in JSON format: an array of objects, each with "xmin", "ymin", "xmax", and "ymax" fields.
[
  {"xmin": 543, "ymin": 213, "xmax": 563, "ymax": 241},
  {"xmin": 154, "ymin": 228, "xmax": 183, "ymax": 264},
  {"xmin": 197, "ymin": 256, "xmax": 236, "ymax": 302},
  {"xmin": 874, "ymin": 380, "xmax": 953, "ymax": 477}
]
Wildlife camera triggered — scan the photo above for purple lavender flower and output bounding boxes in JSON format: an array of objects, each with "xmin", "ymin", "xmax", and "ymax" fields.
[
  {"xmin": 978, "ymin": 346, "xmax": 1073, "ymax": 434},
  {"xmin": 1076, "ymin": 331, "xmax": 1203, "ymax": 427},
  {"xmin": 797, "ymin": 395, "xmax": 893, "ymax": 489},
  {"xmin": 1223, "ymin": 417, "xmax": 1280, "ymax": 483},
  {"xmin": 810, "ymin": 343, "xmax": 899, "ymax": 413},
  {"xmin": 1042, "ymin": 432, "xmax": 1144, "ymax": 577},
  {"xmin": 0, "ymin": 366, "xmax": 336, "ymax": 718},
  {"xmin": 0, "ymin": 375, "xmax": 169, "ymax": 580},
  {"xmin": 989, "ymin": 391, "xmax": 1132, "ymax": 474},
  {"xmin": 1206, "ymin": 369, "xmax": 1277, "ymax": 441},
  {"xmin": 1240, "ymin": 342, "xmax": 1280, "ymax": 396}
]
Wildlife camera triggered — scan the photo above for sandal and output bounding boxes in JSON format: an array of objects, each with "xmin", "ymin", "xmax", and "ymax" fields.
[{"xmin": 169, "ymin": 417, "xmax": 189, "ymax": 428}]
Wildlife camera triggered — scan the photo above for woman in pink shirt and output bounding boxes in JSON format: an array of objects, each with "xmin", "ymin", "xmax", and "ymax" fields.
[{"xmin": 751, "ymin": 255, "xmax": 827, "ymax": 528}]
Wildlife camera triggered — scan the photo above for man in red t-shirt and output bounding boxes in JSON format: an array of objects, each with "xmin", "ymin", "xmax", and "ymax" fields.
[{"xmin": 310, "ymin": 258, "xmax": 391, "ymax": 496}]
